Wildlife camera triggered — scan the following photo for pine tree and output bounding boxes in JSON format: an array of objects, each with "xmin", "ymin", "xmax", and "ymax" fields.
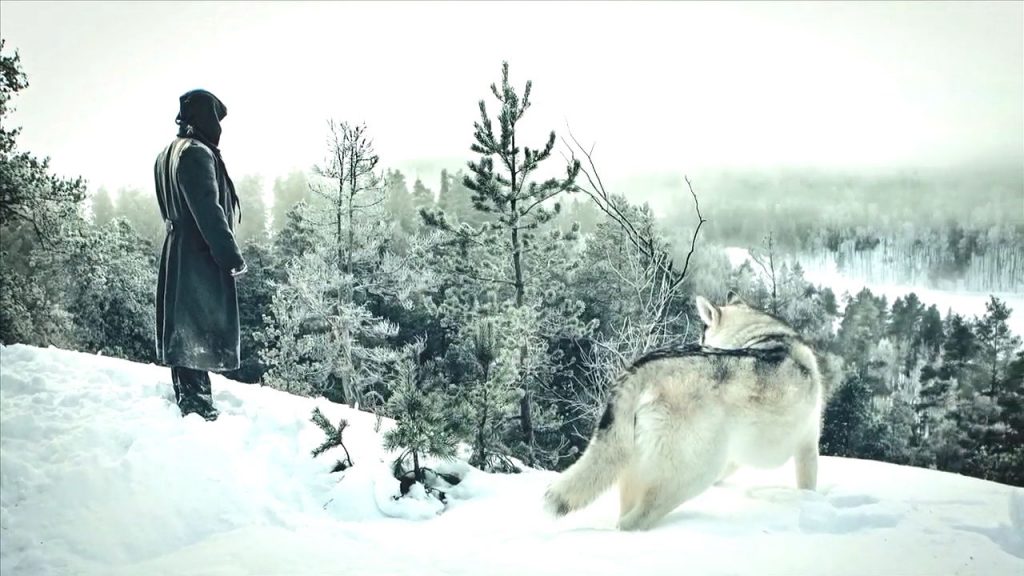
[
  {"xmin": 1, "ymin": 40, "xmax": 94, "ymax": 348},
  {"xmin": 383, "ymin": 339, "xmax": 460, "ymax": 484},
  {"xmin": 272, "ymin": 201, "xmax": 319, "ymax": 269},
  {"xmin": 258, "ymin": 240, "xmax": 403, "ymax": 401},
  {"xmin": 916, "ymin": 366, "xmax": 951, "ymax": 442},
  {"xmin": 452, "ymin": 169, "xmax": 489, "ymax": 226},
  {"xmin": 995, "ymin": 351, "xmax": 1024, "ymax": 485},
  {"xmin": 0, "ymin": 245, "xmax": 73, "ymax": 346},
  {"xmin": 224, "ymin": 239, "xmax": 277, "ymax": 383},
  {"xmin": 411, "ymin": 177, "xmax": 434, "ymax": 212},
  {"xmin": 881, "ymin": 397, "xmax": 918, "ymax": 465},
  {"xmin": 91, "ymin": 187, "xmax": 115, "ymax": 227},
  {"xmin": 310, "ymin": 407, "xmax": 353, "ymax": 472},
  {"xmin": 890, "ymin": 293, "xmax": 925, "ymax": 376},
  {"xmin": 259, "ymin": 197, "xmax": 432, "ymax": 402},
  {"xmin": 114, "ymin": 186, "xmax": 164, "ymax": 251},
  {"xmin": 59, "ymin": 218, "xmax": 158, "ymax": 363},
  {"xmin": 463, "ymin": 318, "xmax": 521, "ymax": 472},
  {"xmin": 384, "ymin": 169, "xmax": 417, "ymax": 233},
  {"xmin": 308, "ymin": 120, "xmax": 394, "ymax": 405},
  {"xmin": 836, "ymin": 288, "xmax": 889, "ymax": 378},
  {"xmin": 558, "ymin": 197, "xmax": 602, "ymax": 236},
  {"xmin": 437, "ymin": 169, "xmax": 453, "ymax": 214},
  {"xmin": 940, "ymin": 313, "xmax": 977, "ymax": 382},
  {"xmin": 0, "ymin": 40, "xmax": 85, "ymax": 242},
  {"xmin": 456, "ymin": 61, "xmax": 580, "ymax": 466},
  {"xmin": 974, "ymin": 296, "xmax": 1022, "ymax": 397},
  {"xmin": 915, "ymin": 304, "xmax": 945, "ymax": 363},
  {"xmin": 821, "ymin": 376, "xmax": 875, "ymax": 457}
]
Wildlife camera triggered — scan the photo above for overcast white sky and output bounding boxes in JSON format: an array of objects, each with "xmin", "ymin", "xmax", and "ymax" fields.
[{"xmin": 1, "ymin": 0, "xmax": 1021, "ymax": 208}]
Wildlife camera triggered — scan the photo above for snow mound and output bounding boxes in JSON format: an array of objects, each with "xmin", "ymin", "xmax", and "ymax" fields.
[{"xmin": 2, "ymin": 344, "xmax": 1022, "ymax": 576}]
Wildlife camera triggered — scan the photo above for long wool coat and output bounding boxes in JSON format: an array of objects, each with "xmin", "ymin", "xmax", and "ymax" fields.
[{"xmin": 153, "ymin": 137, "xmax": 244, "ymax": 372}]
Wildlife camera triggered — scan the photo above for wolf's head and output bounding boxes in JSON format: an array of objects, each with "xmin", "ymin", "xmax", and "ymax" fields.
[{"xmin": 695, "ymin": 292, "xmax": 796, "ymax": 349}]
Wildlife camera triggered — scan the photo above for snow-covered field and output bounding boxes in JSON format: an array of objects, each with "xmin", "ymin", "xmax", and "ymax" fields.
[
  {"xmin": 724, "ymin": 247, "xmax": 1024, "ymax": 337},
  {"xmin": 1, "ymin": 344, "xmax": 1022, "ymax": 576}
]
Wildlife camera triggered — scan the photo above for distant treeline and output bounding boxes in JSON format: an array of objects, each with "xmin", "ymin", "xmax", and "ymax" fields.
[{"xmin": 658, "ymin": 167, "xmax": 1024, "ymax": 292}]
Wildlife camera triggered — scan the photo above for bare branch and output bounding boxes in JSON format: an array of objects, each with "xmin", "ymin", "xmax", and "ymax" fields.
[
  {"xmin": 562, "ymin": 126, "xmax": 707, "ymax": 310},
  {"xmin": 666, "ymin": 176, "xmax": 707, "ymax": 293}
]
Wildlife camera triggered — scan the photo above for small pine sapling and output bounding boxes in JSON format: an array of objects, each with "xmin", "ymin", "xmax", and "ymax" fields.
[
  {"xmin": 310, "ymin": 407, "xmax": 354, "ymax": 472},
  {"xmin": 382, "ymin": 339, "xmax": 462, "ymax": 499},
  {"xmin": 467, "ymin": 320, "xmax": 521, "ymax": 473}
]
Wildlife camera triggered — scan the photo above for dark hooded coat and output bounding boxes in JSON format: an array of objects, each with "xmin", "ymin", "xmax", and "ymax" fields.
[{"xmin": 153, "ymin": 90, "xmax": 245, "ymax": 372}]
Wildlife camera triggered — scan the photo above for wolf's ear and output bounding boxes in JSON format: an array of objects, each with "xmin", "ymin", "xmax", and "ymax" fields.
[
  {"xmin": 726, "ymin": 290, "xmax": 743, "ymax": 306},
  {"xmin": 695, "ymin": 296, "xmax": 720, "ymax": 327}
]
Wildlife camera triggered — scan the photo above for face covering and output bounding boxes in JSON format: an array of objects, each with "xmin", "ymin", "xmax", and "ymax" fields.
[
  {"xmin": 175, "ymin": 89, "xmax": 227, "ymax": 147},
  {"xmin": 173, "ymin": 89, "xmax": 240, "ymax": 222}
]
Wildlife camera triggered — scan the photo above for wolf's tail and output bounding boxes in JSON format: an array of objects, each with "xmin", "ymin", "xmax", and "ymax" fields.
[{"xmin": 543, "ymin": 375, "xmax": 641, "ymax": 517}]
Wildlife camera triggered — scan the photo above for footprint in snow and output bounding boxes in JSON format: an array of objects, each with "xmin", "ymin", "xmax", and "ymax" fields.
[
  {"xmin": 798, "ymin": 492, "xmax": 901, "ymax": 534},
  {"xmin": 829, "ymin": 494, "xmax": 880, "ymax": 508}
]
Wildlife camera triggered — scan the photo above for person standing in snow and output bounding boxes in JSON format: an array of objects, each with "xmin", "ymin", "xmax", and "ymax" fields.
[{"xmin": 153, "ymin": 89, "xmax": 246, "ymax": 421}]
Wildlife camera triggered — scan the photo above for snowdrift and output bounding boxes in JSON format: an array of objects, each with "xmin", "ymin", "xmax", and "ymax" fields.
[{"xmin": 1, "ymin": 344, "xmax": 1021, "ymax": 576}]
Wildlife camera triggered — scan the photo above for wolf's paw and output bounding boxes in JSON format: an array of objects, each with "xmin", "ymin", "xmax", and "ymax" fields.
[{"xmin": 543, "ymin": 486, "xmax": 571, "ymax": 517}]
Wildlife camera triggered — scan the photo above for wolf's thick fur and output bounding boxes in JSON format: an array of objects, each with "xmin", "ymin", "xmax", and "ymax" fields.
[{"xmin": 544, "ymin": 294, "xmax": 825, "ymax": 531}]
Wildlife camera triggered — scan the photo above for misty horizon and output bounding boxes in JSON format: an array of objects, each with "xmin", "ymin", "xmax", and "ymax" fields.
[{"xmin": 0, "ymin": 1, "xmax": 1021, "ymax": 213}]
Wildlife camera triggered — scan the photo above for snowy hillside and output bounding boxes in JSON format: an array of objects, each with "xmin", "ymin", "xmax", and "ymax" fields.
[{"xmin": 1, "ymin": 344, "xmax": 1022, "ymax": 576}]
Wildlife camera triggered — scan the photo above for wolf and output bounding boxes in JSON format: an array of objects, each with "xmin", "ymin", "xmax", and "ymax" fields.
[{"xmin": 543, "ymin": 293, "xmax": 826, "ymax": 531}]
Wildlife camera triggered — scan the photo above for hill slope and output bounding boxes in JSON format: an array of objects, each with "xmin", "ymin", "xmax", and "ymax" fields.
[{"xmin": 1, "ymin": 344, "xmax": 1022, "ymax": 576}]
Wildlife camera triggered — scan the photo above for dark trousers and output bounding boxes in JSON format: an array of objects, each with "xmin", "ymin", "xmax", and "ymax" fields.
[{"xmin": 171, "ymin": 366, "xmax": 217, "ymax": 419}]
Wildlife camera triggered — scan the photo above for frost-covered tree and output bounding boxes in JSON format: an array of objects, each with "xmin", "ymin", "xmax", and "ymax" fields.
[
  {"xmin": 0, "ymin": 40, "xmax": 85, "ymax": 243},
  {"xmin": 224, "ymin": 238, "xmax": 277, "ymax": 384},
  {"xmin": 0, "ymin": 244, "xmax": 73, "ymax": 347},
  {"xmin": 272, "ymin": 201, "xmax": 319, "ymax": 268},
  {"xmin": 411, "ymin": 177, "xmax": 433, "ymax": 213},
  {"xmin": 433, "ymin": 168, "xmax": 487, "ymax": 227},
  {"xmin": 427, "ymin": 61, "xmax": 581, "ymax": 466},
  {"xmin": 259, "ymin": 236, "xmax": 398, "ymax": 402},
  {"xmin": 384, "ymin": 169, "xmax": 417, "ymax": 234},
  {"xmin": 292, "ymin": 120, "xmax": 404, "ymax": 404},
  {"xmin": 995, "ymin": 351, "xmax": 1024, "ymax": 485},
  {"xmin": 113, "ymin": 186, "xmax": 163, "ymax": 251},
  {"xmin": 0, "ymin": 40, "xmax": 86, "ymax": 346},
  {"xmin": 90, "ymin": 187, "xmax": 115, "ymax": 227},
  {"xmin": 55, "ymin": 218, "xmax": 157, "ymax": 362},
  {"xmin": 260, "ymin": 191, "xmax": 433, "ymax": 403},
  {"xmin": 450, "ymin": 317, "xmax": 523, "ymax": 472},
  {"xmin": 436, "ymin": 169, "xmax": 454, "ymax": 217},
  {"xmin": 561, "ymin": 203, "xmax": 693, "ymax": 442},
  {"xmin": 749, "ymin": 231, "xmax": 781, "ymax": 315},
  {"xmin": 311, "ymin": 121, "xmax": 388, "ymax": 291},
  {"xmin": 420, "ymin": 212, "xmax": 589, "ymax": 468}
]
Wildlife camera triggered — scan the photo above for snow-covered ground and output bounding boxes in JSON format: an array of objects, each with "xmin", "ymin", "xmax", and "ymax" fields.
[
  {"xmin": 1, "ymin": 344, "xmax": 1022, "ymax": 576},
  {"xmin": 724, "ymin": 247, "xmax": 1024, "ymax": 337}
]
